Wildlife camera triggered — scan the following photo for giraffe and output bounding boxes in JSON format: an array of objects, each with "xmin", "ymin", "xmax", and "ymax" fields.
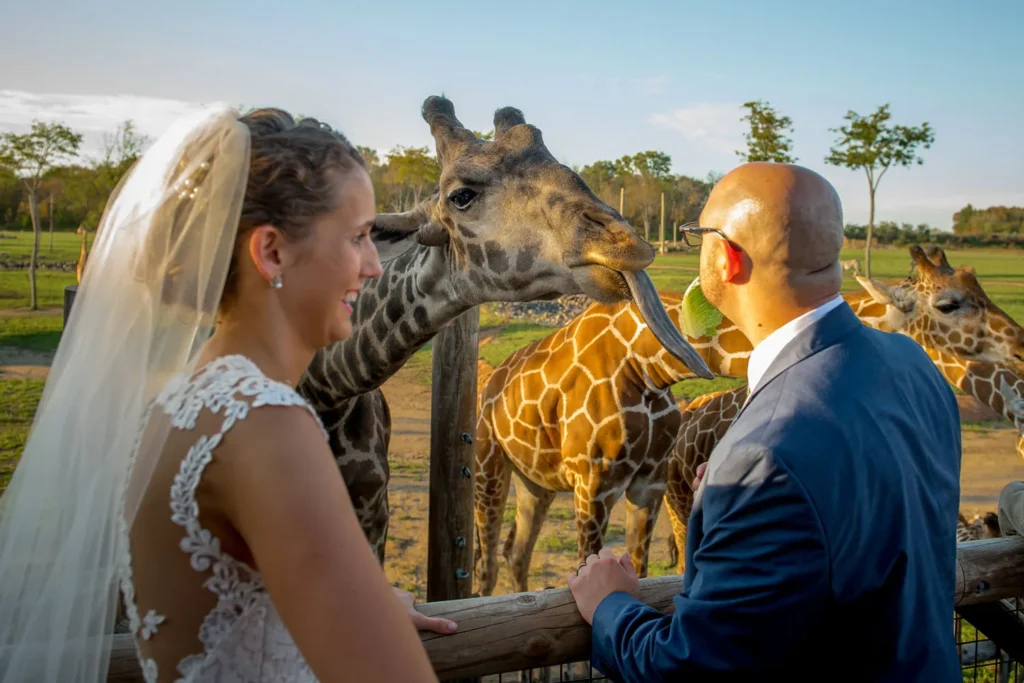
[
  {"xmin": 75, "ymin": 224, "xmax": 89, "ymax": 284},
  {"xmin": 473, "ymin": 291, "xmax": 751, "ymax": 594},
  {"xmin": 998, "ymin": 373, "xmax": 1024, "ymax": 460},
  {"xmin": 841, "ymin": 258, "xmax": 861, "ymax": 277},
  {"xmin": 665, "ymin": 357, "xmax": 1024, "ymax": 568},
  {"xmin": 293, "ymin": 95, "xmax": 710, "ymax": 562},
  {"xmin": 474, "ymin": 245, "xmax": 1024, "ymax": 594},
  {"xmin": 956, "ymin": 511, "xmax": 1001, "ymax": 542},
  {"xmin": 663, "ymin": 247, "xmax": 1024, "ymax": 571}
]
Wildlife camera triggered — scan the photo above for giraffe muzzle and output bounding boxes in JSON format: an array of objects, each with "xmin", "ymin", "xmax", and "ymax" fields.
[{"xmin": 623, "ymin": 270, "xmax": 715, "ymax": 380}]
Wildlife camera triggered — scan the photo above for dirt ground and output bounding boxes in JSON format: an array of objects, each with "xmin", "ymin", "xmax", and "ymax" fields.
[{"xmin": 377, "ymin": 364, "xmax": 1024, "ymax": 598}]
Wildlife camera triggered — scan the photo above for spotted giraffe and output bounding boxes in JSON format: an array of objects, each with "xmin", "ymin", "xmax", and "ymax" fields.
[
  {"xmin": 664, "ymin": 247, "xmax": 1024, "ymax": 571},
  {"xmin": 475, "ymin": 245, "xmax": 1024, "ymax": 594},
  {"xmin": 998, "ymin": 374, "xmax": 1024, "ymax": 459},
  {"xmin": 295, "ymin": 95, "xmax": 709, "ymax": 562},
  {"xmin": 473, "ymin": 291, "xmax": 751, "ymax": 595},
  {"xmin": 956, "ymin": 512, "xmax": 1001, "ymax": 542}
]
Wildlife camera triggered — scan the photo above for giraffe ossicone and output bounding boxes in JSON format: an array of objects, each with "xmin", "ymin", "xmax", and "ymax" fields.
[{"xmin": 295, "ymin": 94, "xmax": 708, "ymax": 562}]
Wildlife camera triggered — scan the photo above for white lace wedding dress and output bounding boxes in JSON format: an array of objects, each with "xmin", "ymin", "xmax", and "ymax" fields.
[{"xmin": 117, "ymin": 355, "xmax": 325, "ymax": 682}]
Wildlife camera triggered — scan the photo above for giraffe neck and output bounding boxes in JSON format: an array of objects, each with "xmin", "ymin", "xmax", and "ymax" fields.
[
  {"xmin": 302, "ymin": 243, "xmax": 477, "ymax": 401},
  {"xmin": 632, "ymin": 290, "xmax": 885, "ymax": 390},
  {"xmin": 942, "ymin": 355, "xmax": 1024, "ymax": 431},
  {"xmin": 616, "ymin": 296, "xmax": 750, "ymax": 391}
]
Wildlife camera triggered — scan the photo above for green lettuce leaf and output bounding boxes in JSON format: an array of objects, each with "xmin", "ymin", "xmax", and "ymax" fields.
[{"xmin": 678, "ymin": 277, "xmax": 723, "ymax": 338}]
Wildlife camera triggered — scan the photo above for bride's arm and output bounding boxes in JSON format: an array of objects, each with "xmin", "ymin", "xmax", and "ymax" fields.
[{"xmin": 213, "ymin": 405, "xmax": 439, "ymax": 683}]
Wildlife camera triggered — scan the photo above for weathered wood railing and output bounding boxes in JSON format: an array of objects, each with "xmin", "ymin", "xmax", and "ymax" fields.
[{"xmin": 97, "ymin": 537, "xmax": 1024, "ymax": 681}]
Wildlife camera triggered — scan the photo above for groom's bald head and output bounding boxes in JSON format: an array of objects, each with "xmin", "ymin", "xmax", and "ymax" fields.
[{"xmin": 697, "ymin": 162, "xmax": 845, "ymax": 344}]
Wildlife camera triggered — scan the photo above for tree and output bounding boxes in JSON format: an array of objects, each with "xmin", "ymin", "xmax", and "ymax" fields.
[
  {"xmin": 384, "ymin": 146, "xmax": 440, "ymax": 211},
  {"xmin": 102, "ymin": 119, "xmax": 149, "ymax": 171},
  {"xmin": 736, "ymin": 100, "xmax": 796, "ymax": 163},
  {"xmin": 0, "ymin": 166, "xmax": 23, "ymax": 227},
  {"xmin": 825, "ymin": 104, "xmax": 934, "ymax": 277},
  {"xmin": 0, "ymin": 121, "xmax": 82, "ymax": 309}
]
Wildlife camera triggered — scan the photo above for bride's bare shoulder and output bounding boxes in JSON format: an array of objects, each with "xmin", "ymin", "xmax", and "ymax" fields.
[{"xmin": 216, "ymin": 400, "xmax": 331, "ymax": 477}]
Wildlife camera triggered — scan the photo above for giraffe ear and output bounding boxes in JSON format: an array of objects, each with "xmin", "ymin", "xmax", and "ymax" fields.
[
  {"xmin": 856, "ymin": 276, "xmax": 916, "ymax": 313},
  {"xmin": 372, "ymin": 196, "xmax": 449, "ymax": 263}
]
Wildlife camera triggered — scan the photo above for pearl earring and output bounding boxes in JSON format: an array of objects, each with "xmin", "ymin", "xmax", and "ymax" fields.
[{"xmin": 270, "ymin": 274, "xmax": 283, "ymax": 289}]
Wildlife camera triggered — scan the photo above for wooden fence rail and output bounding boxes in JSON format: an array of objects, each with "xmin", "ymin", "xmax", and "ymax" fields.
[{"xmin": 94, "ymin": 537, "xmax": 1024, "ymax": 681}]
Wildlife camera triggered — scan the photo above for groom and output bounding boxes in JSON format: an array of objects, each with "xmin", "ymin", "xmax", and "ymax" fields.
[{"xmin": 567, "ymin": 162, "xmax": 962, "ymax": 681}]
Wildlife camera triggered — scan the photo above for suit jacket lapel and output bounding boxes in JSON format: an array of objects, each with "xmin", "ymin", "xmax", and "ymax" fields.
[
  {"xmin": 685, "ymin": 301, "xmax": 863, "ymax": 577},
  {"xmin": 734, "ymin": 302, "xmax": 862, "ymax": 422}
]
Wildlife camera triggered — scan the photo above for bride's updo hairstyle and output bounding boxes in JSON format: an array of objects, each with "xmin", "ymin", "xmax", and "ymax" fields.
[
  {"xmin": 222, "ymin": 108, "xmax": 368, "ymax": 306},
  {"xmin": 121, "ymin": 106, "xmax": 367, "ymax": 317}
]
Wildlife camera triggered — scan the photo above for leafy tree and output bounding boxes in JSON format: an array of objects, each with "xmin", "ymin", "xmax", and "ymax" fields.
[
  {"xmin": 383, "ymin": 146, "xmax": 440, "ymax": 211},
  {"xmin": 0, "ymin": 165, "xmax": 23, "ymax": 227},
  {"xmin": 102, "ymin": 119, "xmax": 150, "ymax": 171},
  {"xmin": 736, "ymin": 100, "xmax": 796, "ymax": 163},
  {"xmin": 952, "ymin": 204, "xmax": 1023, "ymax": 235},
  {"xmin": 825, "ymin": 104, "xmax": 934, "ymax": 277},
  {"xmin": 0, "ymin": 121, "xmax": 82, "ymax": 308},
  {"xmin": 471, "ymin": 130, "xmax": 495, "ymax": 141}
]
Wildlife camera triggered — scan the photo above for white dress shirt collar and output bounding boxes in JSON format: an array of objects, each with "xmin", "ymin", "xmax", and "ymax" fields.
[{"xmin": 746, "ymin": 295, "xmax": 845, "ymax": 395}]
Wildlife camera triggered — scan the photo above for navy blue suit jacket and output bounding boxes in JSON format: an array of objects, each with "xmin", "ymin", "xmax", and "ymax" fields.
[{"xmin": 590, "ymin": 302, "xmax": 963, "ymax": 681}]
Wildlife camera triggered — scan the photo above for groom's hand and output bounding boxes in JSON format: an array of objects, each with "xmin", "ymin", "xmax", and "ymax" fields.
[
  {"xmin": 567, "ymin": 548, "xmax": 640, "ymax": 624},
  {"xmin": 392, "ymin": 587, "xmax": 458, "ymax": 634},
  {"xmin": 693, "ymin": 461, "xmax": 708, "ymax": 490}
]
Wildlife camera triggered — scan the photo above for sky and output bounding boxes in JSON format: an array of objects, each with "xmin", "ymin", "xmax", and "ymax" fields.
[{"xmin": 1, "ymin": 0, "xmax": 1021, "ymax": 229}]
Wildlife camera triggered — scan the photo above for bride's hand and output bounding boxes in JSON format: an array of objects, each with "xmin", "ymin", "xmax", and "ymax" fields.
[{"xmin": 393, "ymin": 587, "xmax": 458, "ymax": 635}]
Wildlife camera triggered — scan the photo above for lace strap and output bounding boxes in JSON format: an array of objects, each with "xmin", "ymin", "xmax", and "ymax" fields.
[{"xmin": 165, "ymin": 355, "xmax": 327, "ymax": 518}]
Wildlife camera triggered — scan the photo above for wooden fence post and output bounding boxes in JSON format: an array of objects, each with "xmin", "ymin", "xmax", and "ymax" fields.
[
  {"xmin": 427, "ymin": 307, "xmax": 480, "ymax": 603},
  {"xmin": 63, "ymin": 285, "xmax": 77, "ymax": 328},
  {"xmin": 659, "ymin": 192, "xmax": 666, "ymax": 254}
]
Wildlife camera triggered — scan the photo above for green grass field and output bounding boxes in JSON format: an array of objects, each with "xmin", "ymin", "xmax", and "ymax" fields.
[
  {"xmin": 0, "ymin": 230, "xmax": 85, "ymax": 264},
  {"xmin": 0, "ymin": 379, "xmax": 43, "ymax": 491}
]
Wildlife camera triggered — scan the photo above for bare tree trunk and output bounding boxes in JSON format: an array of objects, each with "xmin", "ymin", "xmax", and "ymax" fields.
[
  {"xmin": 28, "ymin": 188, "xmax": 40, "ymax": 310},
  {"xmin": 670, "ymin": 199, "xmax": 677, "ymax": 244},
  {"xmin": 619, "ymin": 187, "xmax": 624, "ymax": 215},
  {"xmin": 659, "ymin": 192, "xmax": 666, "ymax": 255},
  {"xmin": 866, "ymin": 186, "xmax": 875, "ymax": 279},
  {"xmin": 48, "ymin": 190, "xmax": 55, "ymax": 252}
]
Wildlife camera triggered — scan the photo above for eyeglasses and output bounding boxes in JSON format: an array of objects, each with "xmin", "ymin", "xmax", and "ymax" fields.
[{"xmin": 677, "ymin": 221, "xmax": 731, "ymax": 248}]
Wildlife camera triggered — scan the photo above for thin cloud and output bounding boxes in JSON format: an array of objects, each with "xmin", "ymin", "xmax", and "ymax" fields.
[
  {"xmin": 0, "ymin": 89, "xmax": 211, "ymax": 161},
  {"xmin": 649, "ymin": 102, "xmax": 743, "ymax": 155},
  {"xmin": 633, "ymin": 75, "xmax": 669, "ymax": 96}
]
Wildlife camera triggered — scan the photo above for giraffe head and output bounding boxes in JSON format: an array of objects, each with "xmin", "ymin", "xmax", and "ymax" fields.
[
  {"xmin": 856, "ymin": 245, "xmax": 1024, "ymax": 375},
  {"xmin": 999, "ymin": 376, "xmax": 1024, "ymax": 435},
  {"xmin": 370, "ymin": 95, "xmax": 712, "ymax": 378}
]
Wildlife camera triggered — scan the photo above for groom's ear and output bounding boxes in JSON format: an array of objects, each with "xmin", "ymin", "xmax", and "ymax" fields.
[{"xmin": 372, "ymin": 193, "xmax": 449, "ymax": 263}]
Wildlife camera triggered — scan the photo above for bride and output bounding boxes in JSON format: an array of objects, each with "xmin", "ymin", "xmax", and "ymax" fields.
[{"xmin": 0, "ymin": 105, "xmax": 452, "ymax": 682}]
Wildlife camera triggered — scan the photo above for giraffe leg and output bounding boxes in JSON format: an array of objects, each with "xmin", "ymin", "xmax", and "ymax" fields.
[
  {"xmin": 573, "ymin": 484, "xmax": 617, "ymax": 568},
  {"xmin": 473, "ymin": 435, "xmax": 513, "ymax": 597},
  {"xmin": 663, "ymin": 456, "xmax": 694, "ymax": 574},
  {"xmin": 622, "ymin": 462, "xmax": 671, "ymax": 581},
  {"xmin": 504, "ymin": 473, "xmax": 557, "ymax": 594}
]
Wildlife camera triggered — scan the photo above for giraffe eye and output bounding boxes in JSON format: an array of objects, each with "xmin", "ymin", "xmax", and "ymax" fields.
[
  {"xmin": 448, "ymin": 188, "xmax": 478, "ymax": 211},
  {"xmin": 934, "ymin": 300, "xmax": 960, "ymax": 315}
]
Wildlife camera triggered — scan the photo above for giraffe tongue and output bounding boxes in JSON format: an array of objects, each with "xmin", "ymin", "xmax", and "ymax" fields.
[{"xmin": 622, "ymin": 269, "xmax": 715, "ymax": 380}]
